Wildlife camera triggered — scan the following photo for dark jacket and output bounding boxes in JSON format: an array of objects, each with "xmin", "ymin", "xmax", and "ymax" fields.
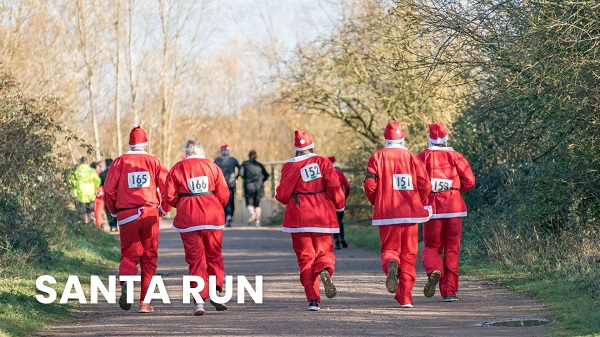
[
  {"xmin": 239, "ymin": 159, "xmax": 270, "ymax": 197},
  {"xmin": 214, "ymin": 155, "xmax": 240, "ymax": 188}
]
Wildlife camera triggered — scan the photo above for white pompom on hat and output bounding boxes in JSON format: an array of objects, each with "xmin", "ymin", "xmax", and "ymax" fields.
[
  {"xmin": 220, "ymin": 144, "xmax": 230, "ymax": 152},
  {"xmin": 129, "ymin": 124, "xmax": 148, "ymax": 147},
  {"xmin": 384, "ymin": 121, "xmax": 405, "ymax": 143},
  {"xmin": 294, "ymin": 130, "xmax": 314, "ymax": 151},
  {"xmin": 428, "ymin": 122, "xmax": 448, "ymax": 144}
]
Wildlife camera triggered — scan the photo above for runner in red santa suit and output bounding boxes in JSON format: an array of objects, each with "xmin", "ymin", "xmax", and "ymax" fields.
[
  {"xmin": 327, "ymin": 156, "xmax": 351, "ymax": 250},
  {"xmin": 164, "ymin": 138, "xmax": 230, "ymax": 316},
  {"xmin": 104, "ymin": 125, "xmax": 172, "ymax": 313},
  {"xmin": 418, "ymin": 123, "xmax": 475, "ymax": 302},
  {"xmin": 275, "ymin": 130, "xmax": 346, "ymax": 311},
  {"xmin": 364, "ymin": 121, "xmax": 432, "ymax": 308}
]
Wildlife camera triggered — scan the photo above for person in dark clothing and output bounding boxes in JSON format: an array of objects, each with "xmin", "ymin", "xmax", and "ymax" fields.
[
  {"xmin": 214, "ymin": 145, "xmax": 240, "ymax": 227},
  {"xmin": 239, "ymin": 150, "xmax": 269, "ymax": 226},
  {"xmin": 99, "ymin": 158, "xmax": 118, "ymax": 232},
  {"xmin": 327, "ymin": 156, "xmax": 351, "ymax": 249}
]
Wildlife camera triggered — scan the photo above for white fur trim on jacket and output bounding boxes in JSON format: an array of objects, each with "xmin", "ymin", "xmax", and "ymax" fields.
[
  {"xmin": 171, "ymin": 224, "xmax": 225, "ymax": 232},
  {"xmin": 117, "ymin": 207, "xmax": 143, "ymax": 226},
  {"xmin": 372, "ymin": 206, "xmax": 432, "ymax": 225},
  {"xmin": 430, "ymin": 211, "xmax": 467, "ymax": 219},
  {"xmin": 281, "ymin": 226, "xmax": 340, "ymax": 234}
]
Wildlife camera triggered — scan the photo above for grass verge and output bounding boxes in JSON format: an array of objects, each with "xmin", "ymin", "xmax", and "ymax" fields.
[
  {"xmin": 462, "ymin": 258, "xmax": 600, "ymax": 337},
  {"xmin": 0, "ymin": 225, "xmax": 120, "ymax": 337},
  {"xmin": 344, "ymin": 220, "xmax": 599, "ymax": 337}
]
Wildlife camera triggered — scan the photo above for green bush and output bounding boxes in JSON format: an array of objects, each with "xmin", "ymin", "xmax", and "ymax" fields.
[{"xmin": 0, "ymin": 70, "xmax": 87, "ymax": 265}]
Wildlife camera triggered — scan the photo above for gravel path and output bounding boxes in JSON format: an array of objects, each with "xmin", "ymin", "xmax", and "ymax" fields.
[{"xmin": 36, "ymin": 219, "xmax": 551, "ymax": 337}]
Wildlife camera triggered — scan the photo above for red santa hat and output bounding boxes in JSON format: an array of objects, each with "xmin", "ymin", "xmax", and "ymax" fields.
[
  {"xmin": 384, "ymin": 121, "xmax": 405, "ymax": 143},
  {"xmin": 428, "ymin": 122, "xmax": 448, "ymax": 144},
  {"xmin": 129, "ymin": 124, "xmax": 148, "ymax": 148},
  {"xmin": 294, "ymin": 130, "xmax": 314, "ymax": 151},
  {"xmin": 327, "ymin": 156, "xmax": 337, "ymax": 167},
  {"xmin": 220, "ymin": 144, "xmax": 230, "ymax": 152}
]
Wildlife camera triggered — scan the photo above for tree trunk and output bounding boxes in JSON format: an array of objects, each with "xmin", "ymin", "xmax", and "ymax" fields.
[
  {"xmin": 114, "ymin": 0, "xmax": 123, "ymax": 154},
  {"xmin": 127, "ymin": 0, "xmax": 139, "ymax": 126}
]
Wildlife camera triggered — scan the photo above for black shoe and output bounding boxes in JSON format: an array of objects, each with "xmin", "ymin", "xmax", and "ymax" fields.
[
  {"xmin": 319, "ymin": 269, "xmax": 337, "ymax": 299},
  {"xmin": 308, "ymin": 299, "xmax": 320, "ymax": 311},
  {"xmin": 386, "ymin": 260, "xmax": 399, "ymax": 293},
  {"xmin": 340, "ymin": 240, "xmax": 348, "ymax": 248},
  {"xmin": 334, "ymin": 240, "xmax": 341, "ymax": 250},
  {"xmin": 210, "ymin": 299, "xmax": 228, "ymax": 311},
  {"xmin": 119, "ymin": 283, "xmax": 131, "ymax": 311}
]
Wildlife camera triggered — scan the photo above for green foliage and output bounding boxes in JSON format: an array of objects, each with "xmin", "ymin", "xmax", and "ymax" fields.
[
  {"xmin": 451, "ymin": 0, "xmax": 600, "ymax": 284},
  {"xmin": 0, "ymin": 289, "xmax": 68, "ymax": 337},
  {"xmin": 344, "ymin": 220, "xmax": 381, "ymax": 252},
  {"xmin": 445, "ymin": 1, "xmax": 600, "ymax": 335},
  {"xmin": 281, "ymin": 1, "xmax": 599, "ymax": 334},
  {"xmin": 0, "ymin": 223, "xmax": 119, "ymax": 337},
  {"xmin": 0, "ymin": 69, "xmax": 119, "ymax": 336},
  {"xmin": 0, "ymin": 70, "xmax": 87, "ymax": 265}
]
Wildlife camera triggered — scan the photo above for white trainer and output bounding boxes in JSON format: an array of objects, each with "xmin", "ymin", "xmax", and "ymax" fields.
[{"xmin": 193, "ymin": 302, "xmax": 205, "ymax": 316}]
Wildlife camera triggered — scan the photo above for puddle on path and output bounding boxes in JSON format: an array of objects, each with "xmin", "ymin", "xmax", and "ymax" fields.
[{"xmin": 476, "ymin": 318, "xmax": 551, "ymax": 327}]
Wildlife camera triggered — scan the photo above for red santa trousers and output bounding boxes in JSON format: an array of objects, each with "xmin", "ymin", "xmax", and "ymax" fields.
[
  {"xmin": 378, "ymin": 224, "xmax": 418, "ymax": 305},
  {"xmin": 291, "ymin": 232, "xmax": 336, "ymax": 303},
  {"xmin": 179, "ymin": 229, "xmax": 224, "ymax": 301},
  {"xmin": 118, "ymin": 207, "xmax": 160, "ymax": 304},
  {"xmin": 421, "ymin": 217, "xmax": 462, "ymax": 297},
  {"xmin": 94, "ymin": 187, "xmax": 105, "ymax": 228}
]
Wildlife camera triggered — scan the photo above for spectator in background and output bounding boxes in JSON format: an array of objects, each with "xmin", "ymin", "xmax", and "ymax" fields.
[
  {"xmin": 418, "ymin": 123, "xmax": 475, "ymax": 302},
  {"xmin": 328, "ymin": 156, "xmax": 351, "ymax": 250},
  {"xmin": 165, "ymin": 138, "xmax": 230, "ymax": 316},
  {"xmin": 363, "ymin": 121, "xmax": 431, "ymax": 309},
  {"xmin": 90, "ymin": 161, "xmax": 105, "ymax": 229},
  {"xmin": 239, "ymin": 150, "xmax": 269, "ymax": 226},
  {"xmin": 99, "ymin": 158, "xmax": 118, "ymax": 232},
  {"xmin": 104, "ymin": 125, "xmax": 172, "ymax": 314},
  {"xmin": 214, "ymin": 144, "xmax": 240, "ymax": 227},
  {"xmin": 275, "ymin": 130, "xmax": 346, "ymax": 311},
  {"xmin": 68, "ymin": 157, "xmax": 101, "ymax": 224}
]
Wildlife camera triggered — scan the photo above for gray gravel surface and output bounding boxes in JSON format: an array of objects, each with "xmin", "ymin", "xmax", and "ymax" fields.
[{"xmin": 36, "ymin": 219, "xmax": 551, "ymax": 337}]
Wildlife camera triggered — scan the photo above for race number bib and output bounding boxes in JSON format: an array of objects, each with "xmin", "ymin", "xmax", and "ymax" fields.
[
  {"xmin": 187, "ymin": 176, "xmax": 209, "ymax": 193},
  {"xmin": 300, "ymin": 163, "xmax": 322, "ymax": 182},
  {"xmin": 393, "ymin": 174, "xmax": 414, "ymax": 190},
  {"xmin": 431, "ymin": 178, "xmax": 453, "ymax": 192},
  {"xmin": 128, "ymin": 171, "xmax": 150, "ymax": 188}
]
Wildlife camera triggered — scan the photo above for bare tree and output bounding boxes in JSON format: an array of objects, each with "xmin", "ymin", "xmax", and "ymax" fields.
[
  {"xmin": 113, "ymin": 0, "xmax": 123, "ymax": 153},
  {"xmin": 75, "ymin": 0, "xmax": 102, "ymax": 161},
  {"xmin": 156, "ymin": 0, "xmax": 217, "ymax": 164},
  {"xmin": 278, "ymin": 1, "xmax": 466, "ymax": 149},
  {"xmin": 125, "ymin": 0, "xmax": 140, "ymax": 126}
]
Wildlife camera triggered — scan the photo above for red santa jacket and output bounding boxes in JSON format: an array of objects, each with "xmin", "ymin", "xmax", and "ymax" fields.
[
  {"xmin": 417, "ymin": 146, "xmax": 475, "ymax": 218},
  {"xmin": 104, "ymin": 151, "xmax": 172, "ymax": 225},
  {"xmin": 334, "ymin": 168, "xmax": 351, "ymax": 200},
  {"xmin": 164, "ymin": 155, "xmax": 230, "ymax": 232},
  {"xmin": 364, "ymin": 144, "xmax": 432, "ymax": 225},
  {"xmin": 275, "ymin": 153, "xmax": 346, "ymax": 233}
]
